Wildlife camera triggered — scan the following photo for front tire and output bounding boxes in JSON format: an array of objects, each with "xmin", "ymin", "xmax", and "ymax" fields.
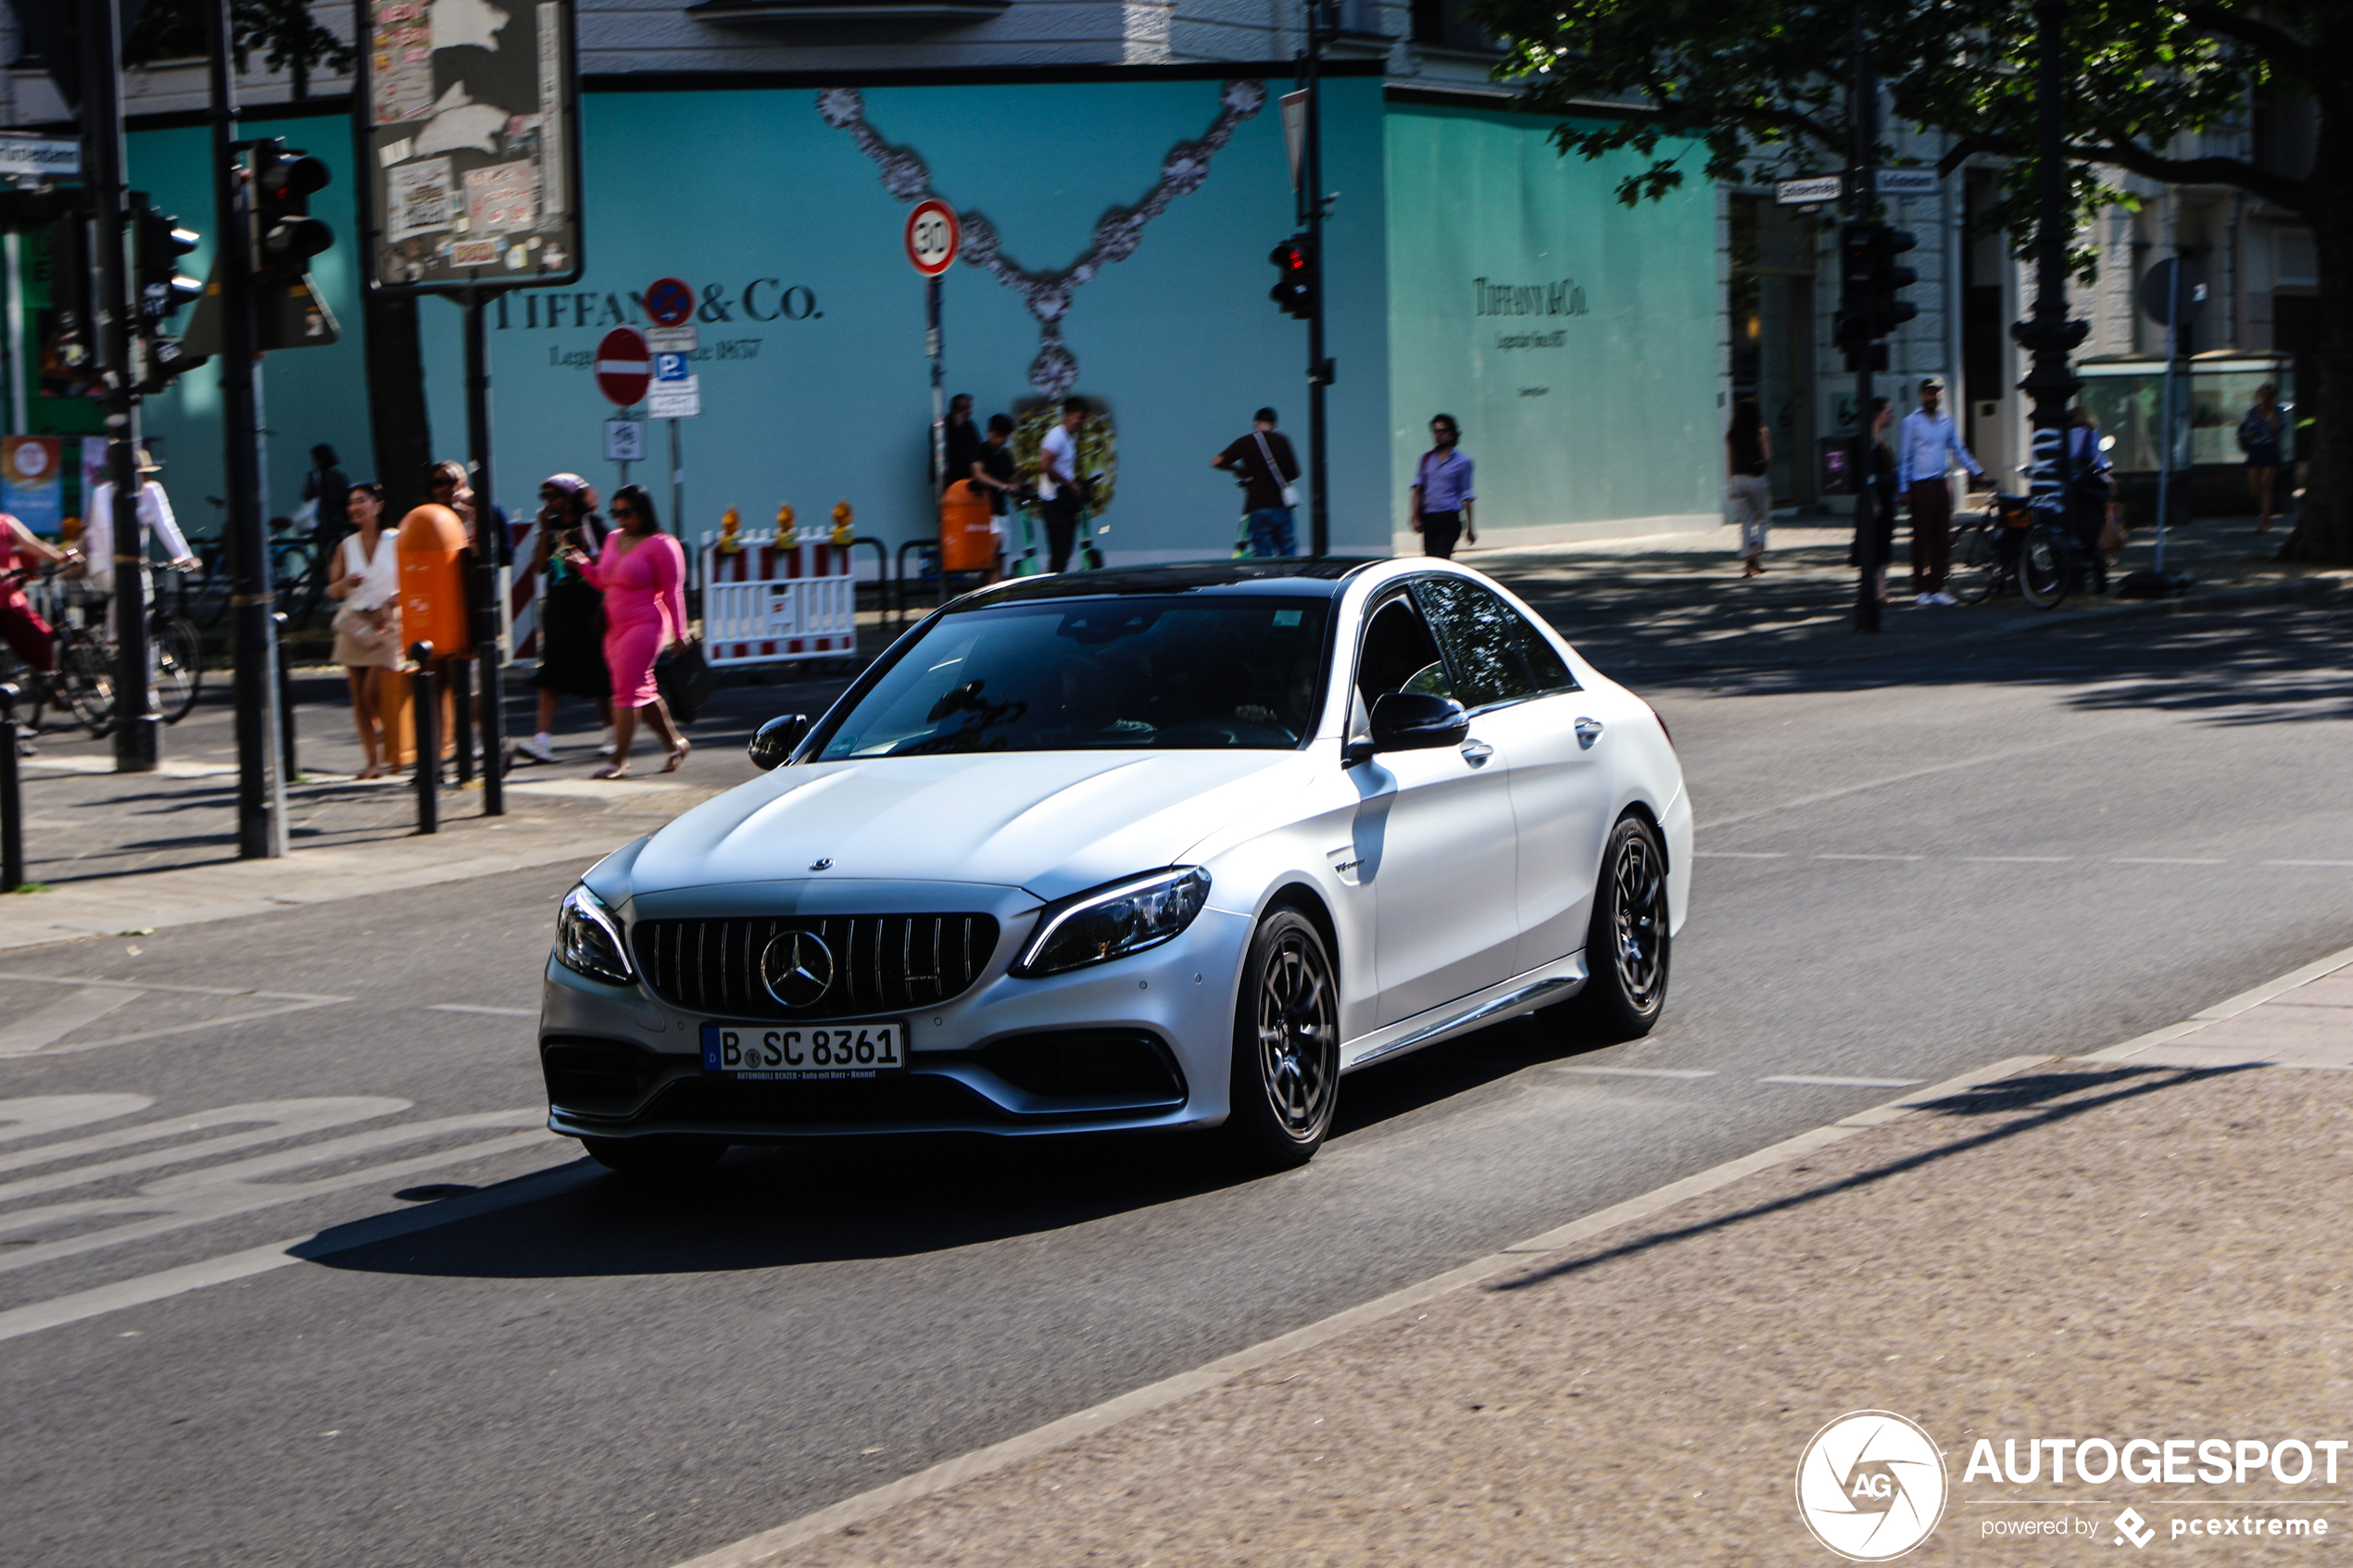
[
  {"xmin": 2019, "ymin": 526, "xmax": 2070, "ymax": 609},
  {"xmin": 1225, "ymin": 909, "xmax": 1340, "ymax": 1169},
  {"xmin": 1572, "ymin": 815, "xmax": 1671, "ymax": 1038}
]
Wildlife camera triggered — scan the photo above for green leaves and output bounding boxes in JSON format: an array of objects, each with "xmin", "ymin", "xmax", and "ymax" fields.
[{"xmin": 125, "ymin": 0, "xmax": 354, "ymax": 78}]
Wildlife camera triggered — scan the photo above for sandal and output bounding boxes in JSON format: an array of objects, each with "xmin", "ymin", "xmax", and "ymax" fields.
[
  {"xmin": 593, "ymin": 763, "xmax": 630, "ymax": 780},
  {"xmin": 661, "ymin": 739, "xmax": 691, "ymax": 774}
]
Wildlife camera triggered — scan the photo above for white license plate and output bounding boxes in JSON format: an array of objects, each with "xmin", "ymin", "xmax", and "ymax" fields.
[{"xmin": 700, "ymin": 1021, "xmax": 907, "ymax": 1080}]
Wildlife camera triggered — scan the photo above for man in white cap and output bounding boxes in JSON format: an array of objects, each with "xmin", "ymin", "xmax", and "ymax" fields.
[
  {"xmin": 1894, "ymin": 377, "xmax": 1983, "ymax": 606},
  {"xmin": 81, "ymin": 448, "xmax": 197, "ymax": 601}
]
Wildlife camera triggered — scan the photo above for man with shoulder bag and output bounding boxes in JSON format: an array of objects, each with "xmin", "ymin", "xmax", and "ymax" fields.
[{"xmin": 1213, "ymin": 407, "xmax": 1302, "ymax": 558}]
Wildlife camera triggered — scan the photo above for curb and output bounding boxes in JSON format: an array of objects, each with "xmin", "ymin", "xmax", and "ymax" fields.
[{"xmin": 666, "ymin": 1050, "xmax": 2058, "ymax": 1568}]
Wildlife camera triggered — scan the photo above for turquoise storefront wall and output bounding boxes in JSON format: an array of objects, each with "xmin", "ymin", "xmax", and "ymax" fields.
[{"xmin": 1383, "ymin": 100, "xmax": 1719, "ymax": 544}]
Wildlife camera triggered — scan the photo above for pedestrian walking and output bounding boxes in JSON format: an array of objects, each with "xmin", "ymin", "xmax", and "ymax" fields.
[
  {"xmin": 2239, "ymin": 383, "xmax": 2288, "ymax": 533},
  {"xmin": 944, "ymin": 395, "xmax": 983, "ymax": 495},
  {"xmin": 1212, "ymin": 407, "xmax": 1301, "ymax": 558},
  {"xmin": 1411, "ymin": 415, "xmax": 1476, "ymax": 558},
  {"xmin": 1725, "ymin": 395, "xmax": 1773, "ymax": 577},
  {"xmin": 426, "ymin": 458, "xmax": 515, "ymax": 568},
  {"xmin": 1847, "ymin": 397, "xmax": 1899, "ymax": 603},
  {"xmin": 2070, "ymin": 407, "xmax": 2117, "ymax": 590},
  {"xmin": 1037, "ymin": 398, "xmax": 1088, "ymax": 574},
  {"xmin": 82, "ymin": 449, "xmax": 197, "ymax": 597},
  {"xmin": 562, "ymin": 483, "xmax": 689, "ymax": 779},
  {"xmin": 519, "ymin": 473, "xmax": 613, "ymax": 764},
  {"xmin": 968, "ymin": 414, "xmax": 1019, "ymax": 582},
  {"xmin": 1894, "ymin": 378, "xmax": 1983, "ymax": 606},
  {"xmin": 0, "ymin": 511, "xmax": 76, "ymax": 674},
  {"xmin": 301, "ymin": 445, "xmax": 350, "ymax": 555},
  {"xmin": 325, "ymin": 481, "xmax": 402, "ymax": 779}
]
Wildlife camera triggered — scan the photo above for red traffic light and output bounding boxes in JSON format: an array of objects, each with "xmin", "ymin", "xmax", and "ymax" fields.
[{"xmin": 1268, "ymin": 236, "xmax": 1315, "ymax": 319}]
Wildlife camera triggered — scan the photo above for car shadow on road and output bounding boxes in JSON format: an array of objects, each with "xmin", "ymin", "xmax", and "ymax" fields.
[{"xmin": 306, "ymin": 1010, "xmax": 1627, "ymax": 1283}]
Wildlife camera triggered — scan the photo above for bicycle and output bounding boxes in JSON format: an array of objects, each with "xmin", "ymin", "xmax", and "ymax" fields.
[
  {"xmin": 1949, "ymin": 494, "xmax": 2082, "ymax": 611},
  {"xmin": 0, "ymin": 563, "xmax": 203, "ymax": 734}
]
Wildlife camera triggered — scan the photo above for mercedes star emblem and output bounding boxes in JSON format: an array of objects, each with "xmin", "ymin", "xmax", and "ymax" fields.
[
  {"xmin": 760, "ymin": 929, "xmax": 836, "ymax": 1010},
  {"xmin": 809, "ymin": 858, "xmax": 835, "ymax": 872}
]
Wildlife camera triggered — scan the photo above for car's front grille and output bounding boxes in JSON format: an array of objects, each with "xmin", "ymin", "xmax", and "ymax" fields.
[{"xmin": 632, "ymin": 913, "xmax": 1000, "ymax": 1021}]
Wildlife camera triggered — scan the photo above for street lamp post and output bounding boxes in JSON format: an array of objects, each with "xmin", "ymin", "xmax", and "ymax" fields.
[{"xmin": 1300, "ymin": 0, "xmax": 1335, "ymax": 558}]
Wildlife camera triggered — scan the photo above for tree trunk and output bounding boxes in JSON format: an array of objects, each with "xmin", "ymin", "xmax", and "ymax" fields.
[
  {"xmin": 2280, "ymin": 19, "xmax": 2353, "ymax": 562},
  {"xmin": 361, "ymin": 290, "xmax": 434, "ymax": 520}
]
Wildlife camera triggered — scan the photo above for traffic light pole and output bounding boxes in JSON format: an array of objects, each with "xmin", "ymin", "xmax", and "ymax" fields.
[
  {"xmin": 463, "ymin": 289, "xmax": 506, "ymax": 815},
  {"xmin": 1300, "ymin": 0, "xmax": 1332, "ymax": 558},
  {"xmin": 2014, "ymin": 0, "xmax": 2082, "ymax": 538},
  {"xmin": 208, "ymin": 0, "xmax": 287, "ymax": 856},
  {"xmin": 1847, "ymin": 8, "xmax": 1881, "ymax": 636},
  {"xmin": 78, "ymin": 0, "xmax": 158, "ymax": 766}
]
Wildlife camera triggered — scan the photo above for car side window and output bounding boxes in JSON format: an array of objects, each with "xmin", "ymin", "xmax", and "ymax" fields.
[
  {"xmin": 1355, "ymin": 593, "xmax": 1453, "ymax": 707},
  {"xmin": 1414, "ymin": 577, "xmax": 1577, "ymax": 710}
]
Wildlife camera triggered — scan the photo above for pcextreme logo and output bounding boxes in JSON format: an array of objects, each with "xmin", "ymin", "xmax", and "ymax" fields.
[{"xmin": 1797, "ymin": 1411, "xmax": 1951, "ymax": 1561}]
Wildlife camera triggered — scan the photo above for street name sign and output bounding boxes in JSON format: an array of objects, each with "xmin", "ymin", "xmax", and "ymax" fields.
[
  {"xmin": 595, "ymin": 326, "xmax": 650, "ymax": 406},
  {"xmin": 1877, "ymin": 169, "xmax": 1941, "ymax": 197},
  {"xmin": 1775, "ymin": 176, "xmax": 1842, "ymax": 206},
  {"xmin": 0, "ymin": 137, "xmax": 77, "ymax": 178},
  {"xmin": 905, "ymin": 199, "xmax": 959, "ymax": 277}
]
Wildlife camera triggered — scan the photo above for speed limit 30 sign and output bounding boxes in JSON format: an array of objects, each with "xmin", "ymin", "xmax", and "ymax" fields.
[{"xmin": 905, "ymin": 199, "xmax": 959, "ymax": 277}]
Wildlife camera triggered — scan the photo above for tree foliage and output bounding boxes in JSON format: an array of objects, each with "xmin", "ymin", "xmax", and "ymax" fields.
[{"xmin": 124, "ymin": 0, "xmax": 352, "ymax": 79}]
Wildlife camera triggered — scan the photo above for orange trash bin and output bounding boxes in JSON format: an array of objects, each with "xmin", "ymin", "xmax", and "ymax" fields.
[
  {"xmin": 939, "ymin": 481, "xmax": 996, "ymax": 573},
  {"xmin": 396, "ymin": 503, "xmax": 472, "ymax": 661}
]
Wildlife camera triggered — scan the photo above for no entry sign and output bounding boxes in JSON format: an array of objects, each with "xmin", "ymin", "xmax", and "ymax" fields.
[
  {"xmin": 595, "ymin": 327, "xmax": 651, "ymax": 406},
  {"xmin": 905, "ymin": 200, "xmax": 959, "ymax": 277},
  {"xmin": 644, "ymin": 277, "xmax": 696, "ymax": 329}
]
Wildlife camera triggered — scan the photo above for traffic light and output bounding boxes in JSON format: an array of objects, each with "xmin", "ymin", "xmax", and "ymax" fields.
[
  {"xmin": 44, "ymin": 206, "xmax": 94, "ymax": 374},
  {"xmin": 1269, "ymin": 236, "xmax": 1314, "ymax": 319},
  {"xmin": 134, "ymin": 205, "xmax": 203, "ymax": 322},
  {"xmin": 249, "ymin": 141, "xmax": 333, "ymax": 278},
  {"xmin": 1867, "ymin": 224, "xmax": 1919, "ymax": 336}
]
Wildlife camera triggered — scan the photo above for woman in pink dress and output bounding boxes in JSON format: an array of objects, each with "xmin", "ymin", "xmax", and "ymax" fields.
[{"xmin": 563, "ymin": 484, "xmax": 690, "ymax": 778}]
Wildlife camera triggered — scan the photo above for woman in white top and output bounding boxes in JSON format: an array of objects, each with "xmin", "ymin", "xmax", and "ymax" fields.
[{"xmin": 325, "ymin": 482, "xmax": 403, "ymax": 778}]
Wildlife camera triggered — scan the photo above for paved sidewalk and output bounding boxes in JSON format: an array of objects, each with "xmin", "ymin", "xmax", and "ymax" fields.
[{"xmin": 691, "ymin": 949, "xmax": 2353, "ymax": 1567}]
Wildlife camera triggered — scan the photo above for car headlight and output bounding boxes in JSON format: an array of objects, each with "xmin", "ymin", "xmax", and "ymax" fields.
[
  {"xmin": 1014, "ymin": 867, "xmax": 1211, "ymax": 978},
  {"xmin": 555, "ymin": 884, "xmax": 635, "ymax": 985}
]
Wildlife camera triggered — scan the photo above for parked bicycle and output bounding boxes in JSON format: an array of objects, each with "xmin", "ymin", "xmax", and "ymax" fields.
[
  {"xmin": 1950, "ymin": 494, "xmax": 2086, "ymax": 610},
  {"xmin": 0, "ymin": 563, "xmax": 202, "ymax": 734}
]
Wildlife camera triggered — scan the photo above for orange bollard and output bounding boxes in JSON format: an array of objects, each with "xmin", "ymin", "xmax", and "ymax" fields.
[{"xmin": 939, "ymin": 481, "xmax": 995, "ymax": 573}]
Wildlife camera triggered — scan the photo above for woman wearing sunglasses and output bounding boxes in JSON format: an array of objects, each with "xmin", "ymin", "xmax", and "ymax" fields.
[{"xmin": 558, "ymin": 483, "xmax": 689, "ymax": 778}]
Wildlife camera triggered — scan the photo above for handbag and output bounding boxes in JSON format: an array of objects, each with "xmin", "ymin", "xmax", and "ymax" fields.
[
  {"xmin": 1253, "ymin": 432, "xmax": 1301, "ymax": 509},
  {"xmin": 655, "ymin": 637, "xmax": 715, "ymax": 724}
]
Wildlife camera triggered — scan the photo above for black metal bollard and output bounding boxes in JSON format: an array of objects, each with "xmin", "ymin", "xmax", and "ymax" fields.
[
  {"xmin": 451, "ymin": 655, "xmax": 475, "ymax": 786},
  {"xmin": 0, "ymin": 682, "xmax": 21, "ymax": 891},
  {"xmin": 272, "ymin": 612, "xmax": 296, "ymax": 782},
  {"xmin": 409, "ymin": 642, "xmax": 438, "ymax": 834}
]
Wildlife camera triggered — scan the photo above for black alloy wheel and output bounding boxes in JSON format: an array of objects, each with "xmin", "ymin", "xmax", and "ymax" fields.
[
  {"xmin": 1572, "ymin": 814, "xmax": 1671, "ymax": 1038},
  {"xmin": 1226, "ymin": 908, "xmax": 1340, "ymax": 1168}
]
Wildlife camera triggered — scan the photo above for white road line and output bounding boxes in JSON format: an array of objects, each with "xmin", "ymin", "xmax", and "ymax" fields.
[
  {"xmin": 1693, "ymin": 851, "xmax": 1788, "ymax": 859},
  {"xmin": 1958, "ymin": 856, "xmax": 2071, "ymax": 864},
  {"xmin": 0, "ymin": 1160, "xmax": 598, "ymax": 1346},
  {"xmin": 1816, "ymin": 853, "xmax": 1923, "ymax": 862},
  {"xmin": 2263, "ymin": 859, "xmax": 2353, "ymax": 868},
  {"xmin": 1760, "ymin": 1075, "xmax": 1926, "ymax": 1088},
  {"xmin": 2112, "ymin": 858, "xmax": 2225, "ymax": 865},
  {"xmin": 1555, "ymin": 1065, "xmax": 1717, "ymax": 1080},
  {"xmin": 0, "ymin": 987, "xmax": 137, "ymax": 1056},
  {"xmin": 0, "ymin": 1097, "xmax": 408, "ymax": 1186},
  {"xmin": 0, "ymin": 971, "xmax": 349, "ymax": 1056},
  {"xmin": 0, "ymin": 1095, "xmax": 153, "ymax": 1143},
  {"xmin": 426, "ymin": 1004, "xmax": 539, "ymax": 1018},
  {"xmin": 1699, "ymin": 741, "xmax": 2075, "ymax": 832}
]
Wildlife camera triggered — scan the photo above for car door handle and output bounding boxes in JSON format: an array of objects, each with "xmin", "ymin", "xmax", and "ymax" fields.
[
  {"xmin": 1459, "ymin": 738, "xmax": 1494, "ymax": 764},
  {"xmin": 1574, "ymin": 717, "xmax": 1604, "ymax": 750}
]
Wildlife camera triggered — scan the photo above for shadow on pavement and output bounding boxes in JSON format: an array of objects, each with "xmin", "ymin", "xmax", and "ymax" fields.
[{"xmin": 1487, "ymin": 1060, "xmax": 2259, "ymax": 1295}]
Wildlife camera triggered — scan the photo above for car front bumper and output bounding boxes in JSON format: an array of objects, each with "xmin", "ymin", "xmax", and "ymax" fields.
[{"xmin": 539, "ymin": 889, "xmax": 1252, "ymax": 1143}]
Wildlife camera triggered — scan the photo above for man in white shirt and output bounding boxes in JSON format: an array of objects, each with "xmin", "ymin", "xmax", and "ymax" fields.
[
  {"xmin": 1036, "ymin": 397, "xmax": 1088, "ymax": 574},
  {"xmin": 82, "ymin": 449, "xmax": 197, "ymax": 596},
  {"xmin": 1894, "ymin": 378, "xmax": 1983, "ymax": 606}
]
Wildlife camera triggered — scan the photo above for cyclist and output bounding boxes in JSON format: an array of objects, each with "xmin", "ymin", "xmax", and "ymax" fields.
[
  {"xmin": 79, "ymin": 449, "xmax": 198, "ymax": 601},
  {"xmin": 1, "ymin": 511, "xmax": 78, "ymax": 674}
]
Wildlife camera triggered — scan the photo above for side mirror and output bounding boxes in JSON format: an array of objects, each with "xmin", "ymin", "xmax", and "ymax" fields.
[
  {"xmin": 1367, "ymin": 692, "xmax": 1469, "ymax": 753},
  {"xmin": 1341, "ymin": 736, "xmax": 1377, "ymax": 769},
  {"xmin": 748, "ymin": 714, "xmax": 810, "ymax": 771}
]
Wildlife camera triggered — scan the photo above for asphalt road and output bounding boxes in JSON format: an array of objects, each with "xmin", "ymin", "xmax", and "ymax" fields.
[{"xmin": 4, "ymin": 596, "xmax": 2351, "ymax": 1568}]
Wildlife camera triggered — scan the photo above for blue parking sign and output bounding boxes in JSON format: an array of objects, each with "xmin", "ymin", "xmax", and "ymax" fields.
[{"xmin": 654, "ymin": 352, "xmax": 691, "ymax": 382}]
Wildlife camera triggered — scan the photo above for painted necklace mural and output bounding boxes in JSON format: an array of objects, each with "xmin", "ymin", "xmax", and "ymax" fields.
[{"xmin": 816, "ymin": 82, "xmax": 1267, "ymax": 399}]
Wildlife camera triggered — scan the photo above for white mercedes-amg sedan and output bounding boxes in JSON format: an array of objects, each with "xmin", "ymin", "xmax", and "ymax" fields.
[{"xmin": 539, "ymin": 558, "xmax": 1691, "ymax": 1172}]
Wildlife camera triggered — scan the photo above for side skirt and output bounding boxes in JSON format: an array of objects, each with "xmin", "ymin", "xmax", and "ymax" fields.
[{"xmin": 1339, "ymin": 954, "xmax": 1587, "ymax": 1073}]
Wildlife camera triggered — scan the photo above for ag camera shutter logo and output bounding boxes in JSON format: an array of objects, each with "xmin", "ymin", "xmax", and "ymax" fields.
[{"xmin": 1796, "ymin": 1411, "xmax": 1948, "ymax": 1561}]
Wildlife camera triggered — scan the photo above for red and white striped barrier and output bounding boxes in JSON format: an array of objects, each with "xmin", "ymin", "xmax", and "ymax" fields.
[{"xmin": 697, "ymin": 529, "xmax": 859, "ymax": 667}]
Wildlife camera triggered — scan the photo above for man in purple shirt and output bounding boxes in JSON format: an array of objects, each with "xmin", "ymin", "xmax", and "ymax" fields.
[{"xmin": 1411, "ymin": 414, "xmax": 1476, "ymax": 558}]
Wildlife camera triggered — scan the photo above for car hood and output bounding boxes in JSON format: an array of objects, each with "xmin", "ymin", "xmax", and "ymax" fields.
[{"xmin": 627, "ymin": 749, "xmax": 1310, "ymax": 902}]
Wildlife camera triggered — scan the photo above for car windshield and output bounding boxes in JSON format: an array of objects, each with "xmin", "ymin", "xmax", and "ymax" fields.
[{"xmin": 816, "ymin": 596, "xmax": 1330, "ymax": 758}]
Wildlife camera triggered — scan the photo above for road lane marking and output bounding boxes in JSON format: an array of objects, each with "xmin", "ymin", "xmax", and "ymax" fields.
[
  {"xmin": 1699, "ymin": 741, "xmax": 2075, "ymax": 831},
  {"xmin": 1555, "ymin": 1065, "xmax": 1717, "ymax": 1080},
  {"xmin": 1816, "ymin": 853, "xmax": 1922, "ymax": 861},
  {"xmin": 0, "ymin": 1160, "xmax": 597, "ymax": 1346},
  {"xmin": 0, "ymin": 1095, "xmax": 153, "ymax": 1143},
  {"xmin": 0, "ymin": 971, "xmax": 348, "ymax": 1056},
  {"xmin": 1693, "ymin": 851, "xmax": 1788, "ymax": 859},
  {"xmin": 1760, "ymin": 1075, "xmax": 1926, "ymax": 1088},
  {"xmin": 1958, "ymin": 856, "xmax": 2071, "ymax": 864},
  {"xmin": 2263, "ymin": 859, "xmax": 2353, "ymax": 868},
  {"xmin": 0, "ymin": 987, "xmax": 137, "ymax": 1056},
  {"xmin": 2113, "ymin": 858, "xmax": 2225, "ymax": 865},
  {"xmin": 426, "ymin": 1004, "xmax": 538, "ymax": 1018}
]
